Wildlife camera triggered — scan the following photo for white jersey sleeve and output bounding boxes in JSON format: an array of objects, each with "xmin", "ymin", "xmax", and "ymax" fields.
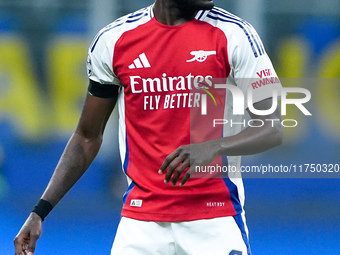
[
  {"xmin": 227, "ymin": 21, "xmax": 281, "ymax": 107},
  {"xmin": 86, "ymin": 8, "xmax": 154, "ymax": 86},
  {"xmin": 87, "ymin": 25, "xmax": 122, "ymax": 86}
]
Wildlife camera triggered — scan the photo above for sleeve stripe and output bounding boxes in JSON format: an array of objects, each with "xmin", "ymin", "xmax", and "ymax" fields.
[
  {"xmin": 196, "ymin": 10, "xmax": 207, "ymax": 20},
  {"xmin": 207, "ymin": 8, "xmax": 265, "ymax": 58},
  {"xmin": 90, "ymin": 7, "xmax": 151, "ymax": 53}
]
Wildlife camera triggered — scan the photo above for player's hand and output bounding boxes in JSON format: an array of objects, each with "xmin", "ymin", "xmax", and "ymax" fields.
[
  {"xmin": 14, "ymin": 212, "xmax": 42, "ymax": 255},
  {"xmin": 159, "ymin": 141, "xmax": 217, "ymax": 186}
]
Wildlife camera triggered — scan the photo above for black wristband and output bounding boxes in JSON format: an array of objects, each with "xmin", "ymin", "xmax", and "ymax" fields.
[{"xmin": 32, "ymin": 199, "xmax": 53, "ymax": 221}]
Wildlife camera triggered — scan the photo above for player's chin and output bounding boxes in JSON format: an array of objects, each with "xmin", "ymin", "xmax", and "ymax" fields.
[{"xmin": 196, "ymin": 0, "xmax": 214, "ymax": 10}]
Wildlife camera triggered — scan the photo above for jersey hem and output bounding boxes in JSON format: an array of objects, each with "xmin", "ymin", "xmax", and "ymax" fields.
[{"xmin": 121, "ymin": 209, "xmax": 237, "ymax": 222}]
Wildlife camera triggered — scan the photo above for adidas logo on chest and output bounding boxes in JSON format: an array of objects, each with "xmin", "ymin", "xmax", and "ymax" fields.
[{"xmin": 128, "ymin": 53, "xmax": 151, "ymax": 69}]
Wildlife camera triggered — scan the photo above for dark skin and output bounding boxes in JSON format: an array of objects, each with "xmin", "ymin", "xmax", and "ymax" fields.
[
  {"xmin": 14, "ymin": 93, "xmax": 117, "ymax": 255},
  {"xmin": 153, "ymin": 0, "xmax": 214, "ymax": 25},
  {"xmin": 14, "ymin": 0, "xmax": 283, "ymax": 254}
]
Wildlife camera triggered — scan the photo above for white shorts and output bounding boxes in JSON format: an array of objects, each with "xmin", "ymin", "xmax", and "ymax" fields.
[{"xmin": 111, "ymin": 215, "xmax": 251, "ymax": 255}]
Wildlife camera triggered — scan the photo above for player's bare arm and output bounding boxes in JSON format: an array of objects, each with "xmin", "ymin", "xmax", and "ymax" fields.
[
  {"xmin": 40, "ymin": 92, "xmax": 117, "ymax": 206},
  {"xmin": 160, "ymin": 97, "xmax": 283, "ymax": 186},
  {"xmin": 14, "ymin": 88, "xmax": 118, "ymax": 255}
]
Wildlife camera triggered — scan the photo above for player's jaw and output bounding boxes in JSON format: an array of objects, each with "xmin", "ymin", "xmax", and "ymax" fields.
[{"xmin": 173, "ymin": 0, "xmax": 214, "ymax": 11}]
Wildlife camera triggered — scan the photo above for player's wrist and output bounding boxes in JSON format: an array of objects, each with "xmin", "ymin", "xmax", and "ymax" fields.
[
  {"xmin": 206, "ymin": 139, "xmax": 222, "ymax": 158},
  {"xmin": 32, "ymin": 199, "xmax": 53, "ymax": 221}
]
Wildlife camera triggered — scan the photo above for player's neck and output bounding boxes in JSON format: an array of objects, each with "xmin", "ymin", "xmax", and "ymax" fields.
[{"xmin": 153, "ymin": 0, "xmax": 198, "ymax": 26}]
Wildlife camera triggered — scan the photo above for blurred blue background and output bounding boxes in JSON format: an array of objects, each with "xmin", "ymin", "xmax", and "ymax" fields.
[{"xmin": 0, "ymin": 0, "xmax": 339, "ymax": 254}]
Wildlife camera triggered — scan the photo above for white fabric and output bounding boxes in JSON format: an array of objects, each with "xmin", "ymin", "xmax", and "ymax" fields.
[{"xmin": 111, "ymin": 216, "xmax": 248, "ymax": 255}]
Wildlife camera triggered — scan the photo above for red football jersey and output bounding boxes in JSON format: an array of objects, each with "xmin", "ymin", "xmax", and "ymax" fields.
[{"xmin": 87, "ymin": 5, "xmax": 281, "ymax": 221}]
